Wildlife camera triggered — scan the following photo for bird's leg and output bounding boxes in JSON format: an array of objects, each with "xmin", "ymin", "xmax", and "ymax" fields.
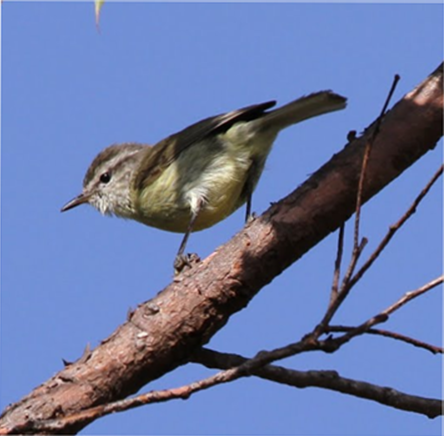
[
  {"xmin": 174, "ymin": 198, "xmax": 202, "ymax": 274},
  {"xmin": 243, "ymin": 159, "xmax": 259, "ymax": 224},
  {"xmin": 245, "ymin": 193, "xmax": 254, "ymax": 223}
]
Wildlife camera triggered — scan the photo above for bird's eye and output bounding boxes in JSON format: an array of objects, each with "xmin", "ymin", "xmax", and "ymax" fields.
[{"xmin": 100, "ymin": 172, "xmax": 111, "ymax": 184}]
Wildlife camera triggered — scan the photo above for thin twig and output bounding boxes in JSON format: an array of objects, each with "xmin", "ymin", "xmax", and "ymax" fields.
[
  {"xmin": 322, "ymin": 165, "xmax": 443, "ymax": 335},
  {"xmin": 330, "ymin": 223, "xmax": 345, "ymax": 303},
  {"xmin": 325, "ymin": 276, "xmax": 443, "ymax": 348},
  {"xmin": 320, "ymin": 76, "xmax": 401, "ymax": 335},
  {"xmin": 192, "ymin": 348, "xmax": 443, "ymax": 418},
  {"xmin": 316, "ymin": 238, "xmax": 367, "ymax": 336},
  {"xmin": 338, "ymin": 237, "xmax": 368, "ymax": 296},
  {"xmin": 353, "ymin": 74, "xmax": 400, "ymax": 252},
  {"xmin": 327, "ymin": 325, "xmax": 443, "ymax": 354},
  {"xmin": 381, "ymin": 276, "xmax": 443, "ymax": 316},
  {"xmin": 348, "ymin": 165, "xmax": 444, "ymax": 290}
]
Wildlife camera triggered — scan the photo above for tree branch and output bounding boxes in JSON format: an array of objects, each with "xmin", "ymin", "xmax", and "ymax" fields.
[
  {"xmin": 192, "ymin": 348, "xmax": 443, "ymax": 419},
  {"xmin": 322, "ymin": 276, "xmax": 443, "ymax": 349},
  {"xmin": 326, "ymin": 326, "xmax": 444, "ymax": 354},
  {"xmin": 349, "ymin": 164, "xmax": 444, "ymax": 290},
  {"xmin": 319, "ymin": 164, "xmax": 443, "ymax": 339}
]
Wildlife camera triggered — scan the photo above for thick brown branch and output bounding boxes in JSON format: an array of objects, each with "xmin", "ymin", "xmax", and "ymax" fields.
[{"xmin": 1, "ymin": 64, "xmax": 442, "ymax": 435}]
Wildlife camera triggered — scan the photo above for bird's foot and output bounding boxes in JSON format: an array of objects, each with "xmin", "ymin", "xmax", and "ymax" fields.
[
  {"xmin": 246, "ymin": 211, "xmax": 257, "ymax": 224},
  {"xmin": 174, "ymin": 252, "xmax": 201, "ymax": 275}
]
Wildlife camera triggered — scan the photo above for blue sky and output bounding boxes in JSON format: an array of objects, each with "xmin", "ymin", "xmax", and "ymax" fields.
[{"xmin": 1, "ymin": 2, "xmax": 443, "ymax": 435}]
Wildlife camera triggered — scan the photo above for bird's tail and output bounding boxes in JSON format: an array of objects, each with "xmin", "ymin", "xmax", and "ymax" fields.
[{"xmin": 258, "ymin": 91, "xmax": 347, "ymax": 133}]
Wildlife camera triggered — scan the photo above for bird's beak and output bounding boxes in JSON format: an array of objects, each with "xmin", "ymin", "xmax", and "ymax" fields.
[{"xmin": 60, "ymin": 193, "xmax": 91, "ymax": 212}]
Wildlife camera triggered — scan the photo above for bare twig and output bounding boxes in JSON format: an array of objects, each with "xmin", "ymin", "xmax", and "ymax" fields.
[
  {"xmin": 381, "ymin": 276, "xmax": 443, "ymax": 315},
  {"xmin": 325, "ymin": 276, "xmax": 443, "ymax": 348},
  {"xmin": 192, "ymin": 348, "xmax": 443, "ymax": 418},
  {"xmin": 330, "ymin": 223, "xmax": 345, "ymax": 303},
  {"xmin": 327, "ymin": 325, "xmax": 443, "ymax": 354},
  {"xmin": 348, "ymin": 165, "xmax": 444, "ymax": 290},
  {"xmin": 315, "ymin": 238, "xmax": 367, "ymax": 337},
  {"xmin": 353, "ymin": 75, "xmax": 400, "ymax": 255},
  {"xmin": 340, "ymin": 237, "xmax": 368, "ymax": 292},
  {"xmin": 318, "ymin": 164, "xmax": 442, "ymax": 341},
  {"xmin": 336, "ymin": 237, "xmax": 367, "ymax": 305},
  {"xmin": 322, "ymin": 76, "xmax": 401, "ymax": 334}
]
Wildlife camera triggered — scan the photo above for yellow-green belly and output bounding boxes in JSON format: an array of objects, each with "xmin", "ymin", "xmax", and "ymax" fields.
[{"xmin": 132, "ymin": 123, "xmax": 275, "ymax": 233}]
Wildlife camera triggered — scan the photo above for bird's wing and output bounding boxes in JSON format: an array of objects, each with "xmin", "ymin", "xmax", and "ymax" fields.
[{"xmin": 133, "ymin": 100, "xmax": 276, "ymax": 191}]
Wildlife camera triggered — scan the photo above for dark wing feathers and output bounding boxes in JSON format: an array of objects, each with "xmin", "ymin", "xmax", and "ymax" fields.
[
  {"xmin": 174, "ymin": 100, "xmax": 277, "ymax": 148},
  {"xmin": 134, "ymin": 100, "xmax": 276, "ymax": 191}
]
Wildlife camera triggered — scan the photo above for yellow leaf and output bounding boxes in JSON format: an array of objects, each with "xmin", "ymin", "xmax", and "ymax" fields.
[{"xmin": 95, "ymin": 0, "xmax": 105, "ymax": 32}]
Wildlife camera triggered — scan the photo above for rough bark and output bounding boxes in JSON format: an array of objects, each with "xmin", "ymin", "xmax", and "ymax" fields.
[{"xmin": 1, "ymin": 63, "xmax": 442, "ymax": 435}]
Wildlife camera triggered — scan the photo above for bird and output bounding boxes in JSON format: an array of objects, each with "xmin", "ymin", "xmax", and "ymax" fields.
[{"xmin": 61, "ymin": 91, "xmax": 347, "ymax": 270}]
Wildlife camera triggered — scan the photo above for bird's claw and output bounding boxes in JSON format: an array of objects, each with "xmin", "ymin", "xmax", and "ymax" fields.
[
  {"xmin": 246, "ymin": 211, "xmax": 257, "ymax": 224},
  {"xmin": 174, "ymin": 252, "xmax": 200, "ymax": 275}
]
